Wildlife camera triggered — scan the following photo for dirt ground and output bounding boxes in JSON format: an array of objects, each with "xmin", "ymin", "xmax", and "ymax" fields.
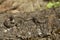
[
  {"xmin": 0, "ymin": 0, "xmax": 60, "ymax": 40},
  {"xmin": 0, "ymin": 7, "xmax": 60, "ymax": 40}
]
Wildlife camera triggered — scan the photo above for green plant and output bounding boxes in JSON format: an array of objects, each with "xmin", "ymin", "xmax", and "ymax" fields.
[{"xmin": 46, "ymin": 1, "xmax": 60, "ymax": 8}]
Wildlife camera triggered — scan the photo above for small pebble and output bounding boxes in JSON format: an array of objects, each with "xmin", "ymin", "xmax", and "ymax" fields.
[
  {"xmin": 4, "ymin": 29, "xmax": 7, "ymax": 33},
  {"xmin": 37, "ymin": 29, "xmax": 42, "ymax": 35},
  {"xmin": 3, "ymin": 28, "xmax": 11, "ymax": 33}
]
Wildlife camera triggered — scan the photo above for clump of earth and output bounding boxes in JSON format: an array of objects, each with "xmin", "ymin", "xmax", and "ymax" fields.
[{"xmin": 0, "ymin": 7, "xmax": 60, "ymax": 40}]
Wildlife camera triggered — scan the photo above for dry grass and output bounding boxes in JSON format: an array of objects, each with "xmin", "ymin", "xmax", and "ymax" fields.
[{"xmin": 0, "ymin": 0, "xmax": 47, "ymax": 13}]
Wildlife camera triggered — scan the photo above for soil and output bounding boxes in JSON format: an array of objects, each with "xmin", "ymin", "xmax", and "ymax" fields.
[{"xmin": 0, "ymin": 7, "xmax": 60, "ymax": 40}]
